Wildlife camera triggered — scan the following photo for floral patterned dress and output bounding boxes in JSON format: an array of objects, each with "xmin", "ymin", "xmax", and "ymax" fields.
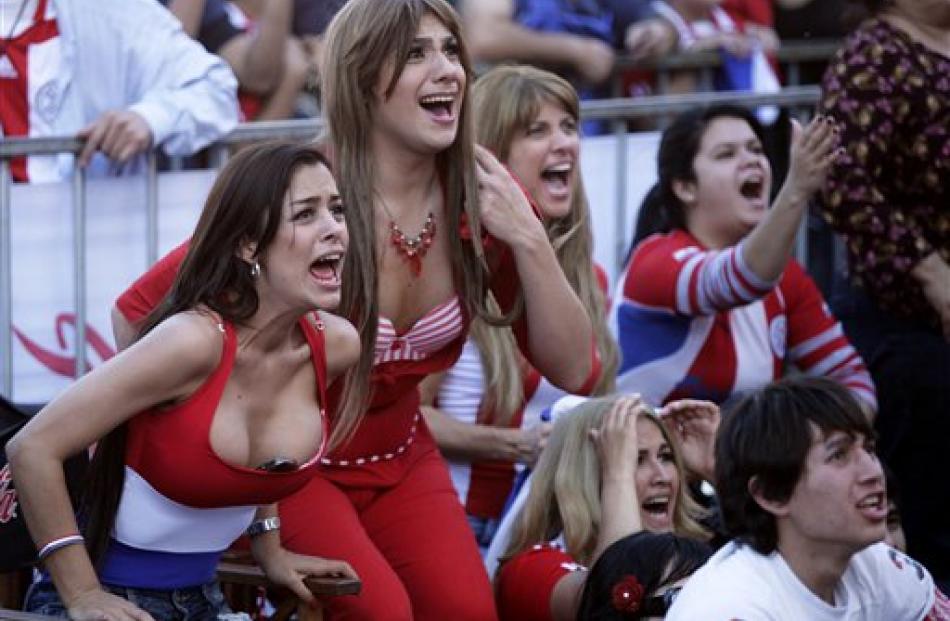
[{"xmin": 820, "ymin": 18, "xmax": 950, "ymax": 327}]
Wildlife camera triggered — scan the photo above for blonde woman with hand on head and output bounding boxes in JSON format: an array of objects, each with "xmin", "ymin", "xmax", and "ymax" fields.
[{"xmin": 492, "ymin": 395, "xmax": 715, "ymax": 621}]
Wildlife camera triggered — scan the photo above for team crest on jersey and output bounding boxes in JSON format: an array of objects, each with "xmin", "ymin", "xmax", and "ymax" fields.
[
  {"xmin": 34, "ymin": 80, "xmax": 61, "ymax": 124},
  {"xmin": 769, "ymin": 316, "xmax": 787, "ymax": 358}
]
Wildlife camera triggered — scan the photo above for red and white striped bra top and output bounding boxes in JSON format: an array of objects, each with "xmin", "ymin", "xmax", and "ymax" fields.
[{"xmin": 374, "ymin": 296, "xmax": 465, "ymax": 365}]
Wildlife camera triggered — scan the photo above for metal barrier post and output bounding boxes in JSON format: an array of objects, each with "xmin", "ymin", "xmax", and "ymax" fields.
[
  {"xmin": 613, "ymin": 119, "xmax": 629, "ymax": 275},
  {"xmin": 0, "ymin": 160, "xmax": 12, "ymax": 398},
  {"xmin": 146, "ymin": 150, "xmax": 159, "ymax": 265},
  {"xmin": 72, "ymin": 167, "xmax": 87, "ymax": 380},
  {"xmin": 786, "ymin": 60, "xmax": 801, "ymax": 87}
]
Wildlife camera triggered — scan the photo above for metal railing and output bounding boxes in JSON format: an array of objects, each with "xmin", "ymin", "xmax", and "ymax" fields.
[
  {"xmin": 611, "ymin": 39, "xmax": 840, "ymax": 94},
  {"xmin": 0, "ymin": 86, "xmax": 822, "ymax": 399}
]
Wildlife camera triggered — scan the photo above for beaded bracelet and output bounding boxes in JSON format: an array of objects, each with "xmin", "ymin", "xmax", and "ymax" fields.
[{"xmin": 37, "ymin": 534, "xmax": 85, "ymax": 561}]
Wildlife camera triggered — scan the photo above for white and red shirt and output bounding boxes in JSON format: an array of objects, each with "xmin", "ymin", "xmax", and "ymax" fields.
[
  {"xmin": 0, "ymin": 0, "xmax": 237, "ymax": 182},
  {"xmin": 611, "ymin": 230, "xmax": 876, "ymax": 409},
  {"xmin": 0, "ymin": 0, "xmax": 62, "ymax": 182},
  {"xmin": 667, "ymin": 541, "xmax": 950, "ymax": 620}
]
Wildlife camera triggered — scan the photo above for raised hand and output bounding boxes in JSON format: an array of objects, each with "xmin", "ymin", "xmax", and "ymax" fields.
[
  {"xmin": 658, "ymin": 398, "xmax": 720, "ymax": 482},
  {"xmin": 474, "ymin": 144, "xmax": 547, "ymax": 250},
  {"xmin": 785, "ymin": 115, "xmax": 841, "ymax": 199},
  {"xmin": 590, "ymin": 395, "xmax": 649, "ymax": 480}
]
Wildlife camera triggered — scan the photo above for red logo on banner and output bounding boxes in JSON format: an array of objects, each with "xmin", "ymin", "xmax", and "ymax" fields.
[
  {"xmin": 0, "ymin": 464, "xmax": 18, "ymax": 524},
  {"xmin": 14, "ymin": 313, "xmax": 115, "ymax": 377}
]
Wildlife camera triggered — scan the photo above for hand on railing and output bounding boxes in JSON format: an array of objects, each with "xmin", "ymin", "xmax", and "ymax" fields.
[
  {"xmin": 76, "ymin": 111, "xmax": 153, "ymax": 168},
  {"xmin": 625, "ymin": 17, "xmax": 679, "ymax": 60}
]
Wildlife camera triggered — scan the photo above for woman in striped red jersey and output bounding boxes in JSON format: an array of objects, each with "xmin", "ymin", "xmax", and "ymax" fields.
[{"xmin": 611, "ymin": 105, "xmax": 876, "ymax": 413}]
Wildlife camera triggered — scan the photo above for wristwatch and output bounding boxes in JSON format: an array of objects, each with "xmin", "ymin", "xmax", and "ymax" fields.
[{"xmin": 246, "ymin": 516, "xmax": 281, "ymax": 537}]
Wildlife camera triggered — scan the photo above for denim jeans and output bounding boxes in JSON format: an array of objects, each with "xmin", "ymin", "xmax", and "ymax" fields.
[
  {"xmin": 24, "ymin": 577, "xmax": 250, "ymax": 621},
  {"xmin": 467, "ymin": 514, "xmax": 500, "ymax": 554}
]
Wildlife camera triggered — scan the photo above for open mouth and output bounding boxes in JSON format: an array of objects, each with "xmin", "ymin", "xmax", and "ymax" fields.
[
  {"xmin": 419, "ymin": 94, "xmax": 455, "ymax": 123},
  {"xmin": 310, "ymin": 252, "xmax": 343, "ymax": 286},
  {"xmin": 541, "ymin": 162, "xmax": 572, "ymax": 197},
  {"xmin": 856, "ymin": 492, "xmax": 887, "ymax": 521},
  {"xmin": 641, "ymin": 495, "xmax": 672, "ymax": 522},
  {"xmin": 739, "ymin": 175, "xmax": 766, "ymax": 203}
]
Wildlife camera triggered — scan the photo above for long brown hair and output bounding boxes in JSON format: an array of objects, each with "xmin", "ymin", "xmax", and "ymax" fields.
[
  {"xmin": 82, "ymin": 141, "xmax": 335, "ymax": 565},
  {"xmin": 469, "ymin": 65, "xmax": 619, "ymax": 424},
  {"xmin": 501, "ymin": 398, "xmax": 708, "ymax": 568},
  {"xmin": 321, "ymin": 0, "xmax": 510, "ymax": 444}
]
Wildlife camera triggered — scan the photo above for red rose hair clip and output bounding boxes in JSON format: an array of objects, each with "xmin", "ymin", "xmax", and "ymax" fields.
[{"xmin": 611, "ymin": 574, "xmax": 645, "ymax": 614}]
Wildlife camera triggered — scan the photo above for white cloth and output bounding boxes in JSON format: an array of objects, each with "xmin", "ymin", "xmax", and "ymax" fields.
[
  {"xmin": 1, "ymin": 0, "xmax": 238, "ymax": 181},
  {"xmin": 667, "ymin": 541, "xmax": 937, "ymax": 620}
]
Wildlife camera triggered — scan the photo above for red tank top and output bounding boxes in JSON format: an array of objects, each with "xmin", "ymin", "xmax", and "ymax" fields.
[{"xmin": 125, "ymin": 316, "xmax": 329, "ymax": 508}]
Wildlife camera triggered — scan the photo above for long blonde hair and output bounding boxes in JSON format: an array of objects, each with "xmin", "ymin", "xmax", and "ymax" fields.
[
  {"xmin": 501, "ymin": 397, "xmax": 708, "ymax": 567},
  {"xmin": 469, "ymin": 65, "xmax": 619, "ymax": 424},
  {"xmin": 321, "ymin": 0, "xmax": 506, "ymax": 447}
]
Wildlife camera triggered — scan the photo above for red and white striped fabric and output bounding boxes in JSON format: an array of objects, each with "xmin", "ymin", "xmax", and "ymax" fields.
[
  {"xmin": 927, "ymin": 587, "xmax": 950, "ymax": 621},
  {"xmin": 374, "ymin": 296, "xmax": 465, "ymax": 365},
  {"xmin": 613, "ymin": 229, "xmax": 876, "ymax": 410},
  {"xmin": 0, "ymin": 0, "xmax": 62, "ymax": 182}
]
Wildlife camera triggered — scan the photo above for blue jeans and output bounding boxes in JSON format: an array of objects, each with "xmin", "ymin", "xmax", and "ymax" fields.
[
  {"xmin": 24, "ymin": 578, "xmax": 250, "ymax": 621},
  {"xmin": 467, "ymin": 514, "xmax": 500, "ymax": 554}
]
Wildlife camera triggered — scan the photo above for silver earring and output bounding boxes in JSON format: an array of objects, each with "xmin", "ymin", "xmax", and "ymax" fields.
[{"xmin": 250, "ymin": 261, "xmax": 261, "ymax": 278}]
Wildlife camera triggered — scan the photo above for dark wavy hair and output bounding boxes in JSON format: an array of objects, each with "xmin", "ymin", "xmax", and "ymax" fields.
[
  {"xmin": 628, "ymin": 105, "xmax": 767, "ymax": 257},
  {"xmin": 81, "ymin": 141, "xmax": 334, "ymax": 566},
  {"xmin": 576, "ymin": 531, "xmax": 712, "ymax": 620},
  {"xmin": 714, "ymin": 376, "xmax": 875, "ymax": 555}
]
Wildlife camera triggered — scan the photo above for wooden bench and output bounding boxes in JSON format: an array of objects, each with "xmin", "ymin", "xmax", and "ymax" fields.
[{"xmin": 217, "ymin": 560, "xmax": 361, "ymax": 621}]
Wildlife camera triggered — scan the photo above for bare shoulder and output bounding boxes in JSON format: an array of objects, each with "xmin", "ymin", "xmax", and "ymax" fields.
[
  {"xmin": 133, "ymin": 309, "xmax": 225, "ymax": 376},
  {"xmin": 311, "ymin": 311, "xmax": 360, "ymax": 381}
]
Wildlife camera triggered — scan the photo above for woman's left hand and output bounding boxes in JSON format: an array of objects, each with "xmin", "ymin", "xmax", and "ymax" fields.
[
  {"xmin": 658, "ymin": 399, "xmax": 720, "ymax": 482},
  {"xmin": 259, "ymin": 548, "xmax": 358, "ymax": 606},
  {"xmin": 474, "ymin": 145, "xmax": 547, "ymax": 250}
]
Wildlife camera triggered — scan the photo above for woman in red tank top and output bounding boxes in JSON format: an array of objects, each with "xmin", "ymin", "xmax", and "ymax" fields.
[{"xmin": 8, "ymin": 141, "xmax": 360, "ymax": 621}]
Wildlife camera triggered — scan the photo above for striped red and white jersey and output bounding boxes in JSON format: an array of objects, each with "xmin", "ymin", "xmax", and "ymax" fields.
[
  {"xmin": 0, "ymin": 0, "xmax": 63, "ymax": 182},
  {"xmin": 611, "ymin": 229, "xmax": 876, "ymax": 409}
]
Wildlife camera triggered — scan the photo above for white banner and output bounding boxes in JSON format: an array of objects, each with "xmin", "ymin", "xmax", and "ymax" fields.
[
  {"xmin": 9, "ymin": 170, "xmax": 216, "ymax": 403},
  {"xmin": 7, "ymin": 132, "xmax": 661, "ymax": 402}
]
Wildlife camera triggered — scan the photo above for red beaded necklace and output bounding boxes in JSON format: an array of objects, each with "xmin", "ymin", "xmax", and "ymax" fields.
[{"xmin": 377, "ymin": 195, "xmax": 437, "ymax": 277}]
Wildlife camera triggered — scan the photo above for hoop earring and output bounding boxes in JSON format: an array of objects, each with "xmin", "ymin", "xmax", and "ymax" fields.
[{"xmin": 250, "ymin": 261, "xmax": 261, "ymax": 278}]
